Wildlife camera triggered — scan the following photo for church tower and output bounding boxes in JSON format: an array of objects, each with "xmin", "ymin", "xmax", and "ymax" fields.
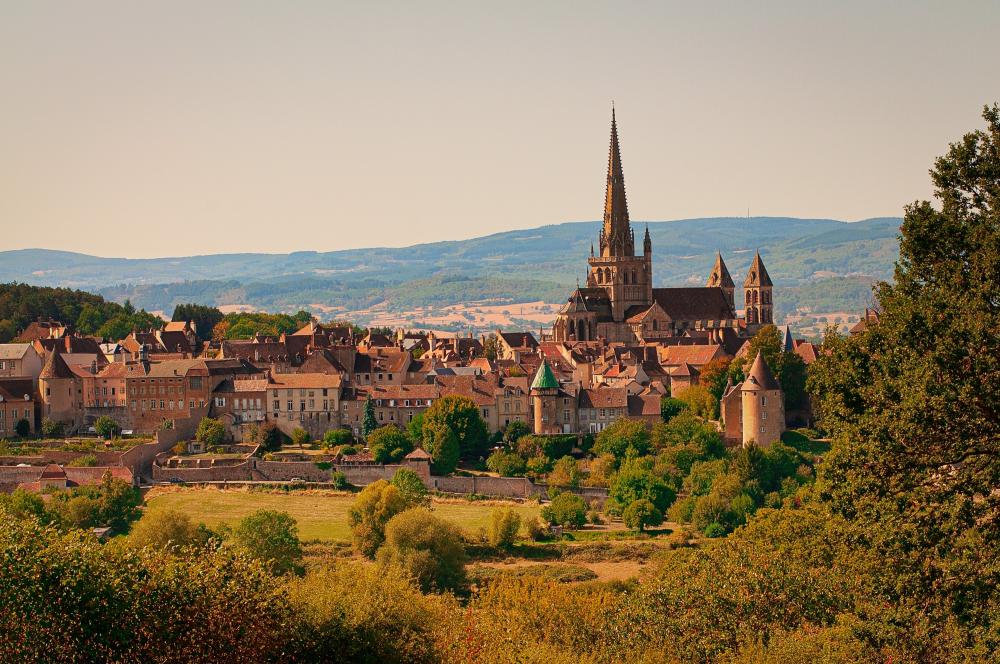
[
  {"xmin": 743, "ymin": 250, "xmax": 773, "ymax": 332},
  {"xmin": 706, "ymin": 251, "xmax": 735, "ymax": 313},
  {"xmin": 586, "ymin": 107, "xmax": 653, "ymax": 323}
]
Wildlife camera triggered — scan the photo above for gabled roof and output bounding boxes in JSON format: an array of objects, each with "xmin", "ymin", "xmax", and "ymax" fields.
[
  {"xmin": 651, "ymin": 287, "xmax": 735, "ymax": 321},
  {"xmin": 39, "ymin": 348, "xmax": 75, "ymax": 380},
  {"xmin": 706, "ymin": 252, "xmax": 735, "ymax": 289},
  {"xmin": 743, "ymin": 351, "xmax": 781, "ymax": 391},
  {"xmin": 530, "ymin": 360, "xmax": 559, "ymax": 390},
  {"xmin": 0, "ymin": 344, "xmax": 33, "ymax": 360},
  {"xmin": 743, "ymin": 251, "xmax": 773, "ymax": 288},
  {"xmin": 579, "ymin": 387, "xmax": 627, "ymax": 409}
]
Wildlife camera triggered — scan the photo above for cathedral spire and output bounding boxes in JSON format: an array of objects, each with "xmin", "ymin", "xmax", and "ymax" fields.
[
  {"xmin": 743, "ymin": 250, "xmax": 773, "ymax": 287},
  {"xmin": 707, "ymin": 251, "xmax": 735, "ymax": 289},
  {"xmin": 601, "ymin": 106, "xmax": 633, "ymax": 257}
]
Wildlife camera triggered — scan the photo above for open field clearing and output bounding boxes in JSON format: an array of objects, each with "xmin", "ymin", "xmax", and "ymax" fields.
[{"xmin": 144, "ymin": 487, "xmax": 541, "ymax": 542}]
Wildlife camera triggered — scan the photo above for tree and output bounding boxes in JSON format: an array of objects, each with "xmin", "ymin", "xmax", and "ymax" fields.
[
  {"xmin": 608, "ymin": 457, "xmax": 675, "ymax": 515},
  {"xmin": 660, "ymin": 396, "xmax": 688, "ymax": 422},
  {"xmin": 390, "ymin": 468, "xmax": 429, "ymax": 507},
  {"xmin": 195, "ymin": 417, "xmax": 226, "ymax": 448},
  {"xmin": 368, "ymin": 425, "xmax": 413, "ymax": 463},
  {"xmin": 806, "ymin": 104, "xmax": 1000, "ymax": 643},
  {"xmin": 592, "ymin": 418, "xmax": 651, "ymax": 463},
  {"xmin": 546, "ymin": 455, "xmax": 581, "ymax": 488},
  {"xmin": 290, "ymin": 427, "xmax": 310, "ymax": 449},
  {"xmin": 41, "ymin": 418, "xmax": 64, "ymax": 438},
  {"xmin": 14, "ymin": 419, "xmax": 30, "ymax": 438},
  {"xmin": 362, "ymin": 396, "xmax": 378, "ymax": 437},
  {"xmin": 729, "ymin": 325, "xmax": 808, "ymax": 410},
  {"xmin": 673, "ymin": 385, "xmax": 717, "ymax": 420},
  {"xmin": 129, "ymin": 509, "xmax": 214, "ymax": 551},
  {"xmin": 323, "ymin": 428, "xmax": 352, "ymax": 448},
  {"xmin": 502, "ymin": 419, "xmax": 531, "ymax": 444},
  {"xmin": 171, "ymin": 304, "xmax": 223, "ymax": 341},
  {"xmin": 232, "ymin": 509, "xmax": 303, "ymax": 576},
  {"xmin": 94, "ymin": 416, "xmax": 120, "ymax": 440},
  {"xmin": 255, "ymin": 422, "xmax": 284, "ymax": 453},
  {"xmin": 699, "ymin": 357, "xmax": 733, "ymax": 402},
  {"xmin": 347, "ymin": 480, "xmax": 409, "ymax": 558},
  {"xmin": 377, "ymin": 508, "xmax": 467, "ymax": 593},
  {"xmin": 488, "ymin": 507, "xmax": 521, "ymax": 549},
  {"xmin": 623, "ymin": 499, "xmax": 662, "ymax": 532},
  {"xmin": 406, "ymin": 412, "xmax": 425, "ymax": 443},
  {"xmin": 482, "ymin": 334, "xmax": 501, "ymax": 362},
  {"xmin": 540, "ymin": 492, "xmax": 587, "ymax": 528},
  {"xmin": 423, "ymin": 423, "xmax": 459, "ymax": 475},
  {"xmin": 422, "ymin": 394, "xmax": 489, "ymax": 461},
  {"xmin": 486, "ymin": 449, "xmax": 526, "ymax": 477}
]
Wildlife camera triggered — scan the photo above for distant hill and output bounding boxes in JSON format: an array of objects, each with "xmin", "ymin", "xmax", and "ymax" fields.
[{"xmin": 0, "ymin": 216, "xmax": 900, "ymax": 330}]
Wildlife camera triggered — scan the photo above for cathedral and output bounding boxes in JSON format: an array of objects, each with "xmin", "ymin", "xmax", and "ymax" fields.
[{"xmin": 552, "ymin": 110, "xmax": 774, "ymax": 344}]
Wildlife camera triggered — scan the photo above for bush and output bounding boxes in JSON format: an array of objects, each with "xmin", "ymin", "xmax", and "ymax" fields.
[
  {"xmin": 623, "ymin": 499, "xmax": 663, "ymax": 532},
  {"xmin": 329, "ymin": 470, "xmax": 348, "ymax": 489},
  {"xmin": 368, "ymin": 425, "xmax": 413, "ymax": 464},
  {"xmin": 94, "ymin": 416, "xmax": 120, "ymax": 440},
  {"xmin": 541, "ymin": 492, "xmax": 587, "ymax": 528},
  {"xmin": 546, "ymin": 456, "xmax": 581, "ymax": 488},
  {"xmin": 488, "ymin": 508, "xmax": 521, "ymax": 549},
  {"xmin": 486, "ymin": 449, "xmax": 526, "ymax": 477},
  {"xmin": 14, "ymin": 419, "xmax": 30, "ymax": 437},
  {"xmin": 347, "ymin": 480, "xmax": 409, "ymax": 558},
  {"xmin": 524, "ymin": 517, "xmax": 546, "ymax": 541},
  {"xmin": 67, "ymin": 454, "xmax": 97, "ymax": 467},
  {"xmin": 673, "ymin": 385, "xmax": 717, "ymax": 419},
  {"xmin": 232, "ymin": 509, "xmax": 303, "ymax": 576},
  {"xmin": 323, "ymin": 428, "xmax": 353, "ymax": 448},
  {"xmin": 129, "ymin": 509, "xmax": 213, "ymax": 551},
  {"xmin": 195, "ymin": 417, "xmax": 226, "ymax": 447},
  {"xmin": 502, "ymin": 420, "xmax": 531, "ymax": 444},
  {"xmin": 377, "ymin": 508, "xmax": 467, "ymax": 593},
  {"xmin": 40, "ymin": 418, "xmax": 64, "ymax": 438},
  {"xmin": 255, "ymin": 422, "xmax": 284, "ymax": 453},
  {"xmin": 667, "ymin": 495, "xmax": 696, "ymax": 524},
  {"xmin": 703, "ymin": 522, "xmax": 726, "ymax": 538}
]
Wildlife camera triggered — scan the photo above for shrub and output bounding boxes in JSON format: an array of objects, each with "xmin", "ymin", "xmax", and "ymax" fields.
[
  {"xmin": 667, "ymin": 495, "xmax": 696, "ymax": 524},
  {"xmin": 486, "ymin": 449, "xmax": 526, "ymax": 477},
  {"xmin": 546, "ymin": 455, "xmax": 582, "ymax": 488},
  {"xmin": 623, "ymin": 498, "xmax": 663, "ymax": 532},
  {"xmin": 338, "ymin": 445, "xmax": 357, "ymax": 456},
  {"xmin": 541, "ymin": 492, "xmax": 587, "ymax": 528},
  {"xmin": 172, "ymin": 442, "xmax": 186, "ymax": 455},
  {"xmin": 14, "ymin": 419, "xmax": 30, "ymax": 437},
  {"xmin": 347, "ymin": 480, "xmax": 409, "ymax": 557},
  {"xmin": 195, "ymin": 417, "xmax": 226, "ymax": 447},
  {"xmin": 129, "ymin": 509, "xmax": 213, "ymax": 551},
  {"xmin": 703, "ymin": 522, "xmax": 726, "ymax": 538},
  {"xmin": 502, "ymin": 419, "xmax": 531, "ymax": 444},
  {"xmin": 524, "ymin": 516, "xmax": 546, "ymax": 541},
  {"xmin": 255, "ymin": 422, "xmax": 284, "ymax": 453},
  {"xmin": 323, "ymin": 428, "xmax": 353, "ymax": 448},
  {"xmin": 368, "ymin": 425, "xmax": 413, "ymax": 463},
  {"xmin": 692, "ymin": 493, "xmax": 734, "ymax": 532},
  {"xmin": 329, "ymin": 470, "xmax": 348, "ymax": 489},
  {"xmin": 488, "ymin": 508, "xmax": 521, "ymax": 549},
  {"xmin": 40, "ymin": 418, "xmax": 64, "ymax": 438},
  {"xmin": 232, "ymin": 509, "xmax": 303, "ymax": 576},
  {"xmin": 67, "ymin": 454, "xmax": 97, "ymax": 467},
  {"xmin": 377, "ymin": 508, "xmax": 467, "ymax": 593},
  {"xmin": 673, "ymin": 385, "xmax": 717, "ymax": 419}
]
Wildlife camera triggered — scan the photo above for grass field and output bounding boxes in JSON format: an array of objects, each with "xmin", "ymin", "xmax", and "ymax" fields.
[{"xmin": 144, "ymin": 487, "xmax": 541, "ymax": 542}]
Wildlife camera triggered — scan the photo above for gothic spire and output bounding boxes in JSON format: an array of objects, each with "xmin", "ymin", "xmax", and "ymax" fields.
[
  {"xmin": 601, "ymin": 106, "xmax": 633, "ymax": 257},
  {"xmin": 743, "ymin": 250, "xmax": 773, "ymax": 287},
  {"xmin": 707, "ymin": 251, "xmax": 735, "ymax": 288}
]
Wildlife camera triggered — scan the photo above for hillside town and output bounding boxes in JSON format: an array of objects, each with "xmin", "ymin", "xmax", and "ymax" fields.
[{"xmin": 0, "ymin": 113, "xmax": 840, "ymax": 495}]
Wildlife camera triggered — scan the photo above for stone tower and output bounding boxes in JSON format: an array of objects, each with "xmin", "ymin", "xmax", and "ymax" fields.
[
  {"xmin": 586, "ymin": 108, "xmax": 653, "ymax": 322},
  {"xmin": 743, "ymin": 250, "xmax": 773, "ymax": 333},
  {"xmin": 740, "ymin": 351, "xmax": 784, "ymax": 447},
  {"xmin": 707, "ymin": 251, "xmax": 735, "ymax": 313},
  {"xmin": 530, "ymin": 360, "xmax": 561, "ymax": 434}
]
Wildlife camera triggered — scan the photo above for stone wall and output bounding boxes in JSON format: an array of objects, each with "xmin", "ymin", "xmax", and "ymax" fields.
[
  {"xmin": 255, "ymin": 461, "xmax": 332, "ymax": 482},
  {"xmin": 152, "ymin": 460, "xmax": 255, "ymax": 482},
  {"xmin": 0, "ymin": 450, "xmax": 124, "ymax": 467}
]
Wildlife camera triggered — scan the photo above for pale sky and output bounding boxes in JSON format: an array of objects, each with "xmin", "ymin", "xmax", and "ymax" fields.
[{"xmin": 1, "ymin": 1, "xmax": 998, "ymax": 258}]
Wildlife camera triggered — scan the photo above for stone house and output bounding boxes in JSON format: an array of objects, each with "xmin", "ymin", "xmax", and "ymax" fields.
[{"xmin": 0, "ymin": 343, "xmax": 43, "ymax": 383}]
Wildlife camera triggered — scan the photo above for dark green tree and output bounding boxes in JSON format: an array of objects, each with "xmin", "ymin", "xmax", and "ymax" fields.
[
  {"xmin": 232, "ymin": 509, "xmax": 303, "ymax": 576},
  {"xmin": 421, "ymin": 394, "xmax": 489, "ymax": 461},
  {"xmin": 362, "ymin": 396, "xmax": 378, "ymax": 438}
]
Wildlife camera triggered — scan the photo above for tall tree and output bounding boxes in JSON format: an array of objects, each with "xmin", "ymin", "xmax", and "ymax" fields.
[{"xmin": 809, "ymin": 104, "xmax": 1000, "ymax": 647}]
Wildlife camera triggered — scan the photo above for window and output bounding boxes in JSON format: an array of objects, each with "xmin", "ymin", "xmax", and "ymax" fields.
[
  {"xmin": 388, "ymin": 374, "xmax": 393, "ymax": 381},
  {"xmin": 482, "ymin": 408, "xmax": 489, "ymax": 418},
  {"xmin": 761, "ymin": 396, "xmax": 767, "ymax": 406},
  {"xmin": 159, "ymin": 400, "xmax": 165, "ymax": 409},
  {"xmin": 189, "ymin": 400, "xmax": 195, "ymax": 409},
  {"xmin": 563, "ymin": 409, "xmax": 570, "ymax": 422},
  {"xmin": 216, "ymin": 397, "xmax": 225, "ymax": 407},
  {"xmin": 404, "ymin": 399, "xmax": 411, "ymax": 407},
  {"xmin": 273, "ymin": 400, "xmax": 280, "ymax": 410},
  {"xmin": 287, "ymin": 400, "xmax": 293, "ymax": 411},
  {"xmin": 600, "ymin": 408, "xmax": 606, "ymax": 418},
  {"xmin": 761, "ymin": 411, "xmax": 767, "ymax": 420}
]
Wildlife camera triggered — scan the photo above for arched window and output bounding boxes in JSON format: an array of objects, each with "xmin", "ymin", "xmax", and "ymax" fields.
[
  {"xmin": 596, "ymin": 270, "xmax": 603, "ymax": 284},
  {"xmin": 623, "ymin": 270, "xmax": 629, "ymax": 285},
  {"xmin": 746, "ymin": 290, "xmax": 752, "ymax": 305},
  {"xmin": 605, "ymin": 268, "xmax": 612, "ymax": 283},
  {"xmin": 631, "ymin": 269, "xmax": 637, "ymax": 284}
]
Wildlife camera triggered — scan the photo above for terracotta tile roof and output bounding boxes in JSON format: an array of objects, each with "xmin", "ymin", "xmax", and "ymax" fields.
[
  {"xmin": 659, "ymin": 344, "xmax": 725, "ymax": 368},
  {"xmin": 744, "ymin": 352, "xmax": 781, "ymax": 391},
  {"xmin": 369, "ymin": 384, "xmax": 440, "ymax": 400},
  {"xmin": 579, "ymin": 387, "xmax": 628, "ymax": 409},
  {"xmin": 651, "ymin": 287, "xmax": 736, "ymax": 321},
  {"xmin": 628, "ymin": 393, "xmax": 662, "ymax": 417},
  {"xmin": 39, "ymin": 349, "xmax": 75, "ymax": 379},
  {"xmin": 268, "ymin": 373, "xmax": 343, "ymax": 389},
  {"xmin": 670, "ymin": 362, "xmax": 699, "ymax": 378},
  {"xmin": 405, "ymin": 448, "xmax": 432, "ymax": 460},
  {"xmin": 40, "ymin": 463, "xmax": 67, "ymax": 479},
  {"xmin": 793, "ymin": 340, "xmax": 819, "ymax": 365},
  {"xmin": 436, "ymin": 374, "xmax": 498, "ymax": 406}
]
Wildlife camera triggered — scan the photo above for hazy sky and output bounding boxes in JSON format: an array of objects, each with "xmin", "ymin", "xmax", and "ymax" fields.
[{"xmin": 2, "ymin": 1, "xmax": 998, "ymax": 258}]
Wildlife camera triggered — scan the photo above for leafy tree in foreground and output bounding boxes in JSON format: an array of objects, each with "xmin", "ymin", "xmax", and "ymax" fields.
[
  {"xmin": 195, "ymin": 417, "xmax": 226, "ymax": 448},
  {"xmin": 540, "ymin": 492, "xmax": 587, "ymax": 528},
  {"xmin": 488, "ymin": 507, "xmax": 522, "ymax": 549},
  {"xmin": 623, "ymin": 498, "xmax": 662, "ymax": 532},
  {"xmin": 14, "ymin": 418, "xmax": 30, "ymax": 438},
  {"xmin": 129, "ymin": 509, "xmax": 214, "ymax": 552},
  {"xmin": 486, "ymin": 449, "xmax": 526, "ymax": 477},
  {"xmin": 422, "ymin": 394, "xmax": 489, "ymax": 461},
  {"xmin": 347, "ymin": 479, "xmax": 410, "ymax": 558},
  {"xmin": 377, "ymin": 508, "xmax": 467, "ymax": 593},
  {"xmin": 232, "ymin": 509, "xmax": 303, "ymax": 576},
  {"xmin": 592, "ymin": 418, "xmax": 651, "ymax": 464},
  {"xmin": 659, "ymin": 396, "xmax": 688, "ymax": 422},
  {"xmin": 391, "ymin": 468, "xmax": 429, "ymax": 507}
]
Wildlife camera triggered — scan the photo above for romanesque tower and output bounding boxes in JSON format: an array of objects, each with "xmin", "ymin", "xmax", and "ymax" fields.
[
  {"xmin": 740, "ymin": 351, "xmax": 784, "ymax": 447},
  {"xmin": 707, "ymin": 251, "xmax": 735, "ymax": 313},
  {"xmin": 530, "ymin": 360, "xmax": 561, "ymax": 434},
  {"xmin": 743, "ymin": 250, "xmax": 773, "ymax": 333},
  {"xmin": 586, "ymin": 108, "xmax": 653, "ymax": 322}
]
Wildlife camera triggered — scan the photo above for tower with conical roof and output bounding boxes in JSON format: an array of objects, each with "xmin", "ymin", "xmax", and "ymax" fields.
[
  {"xmin": 739, "ymin": 351, "xmax": 784, "ymax": 447},
  {"xmin": 530, "ymin": 360, "xmax": 563, "ymax": 434},
  {"xmin": 586, "ymin": 107, "xmax": 653, "ymax": 323},
  {"xmin": 706, "ymin": 251, "xmax": 736, "ymax": 313},
  {"xmin": 743, "ymin": 250, "xmax": 773, "ymax": 332}
]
